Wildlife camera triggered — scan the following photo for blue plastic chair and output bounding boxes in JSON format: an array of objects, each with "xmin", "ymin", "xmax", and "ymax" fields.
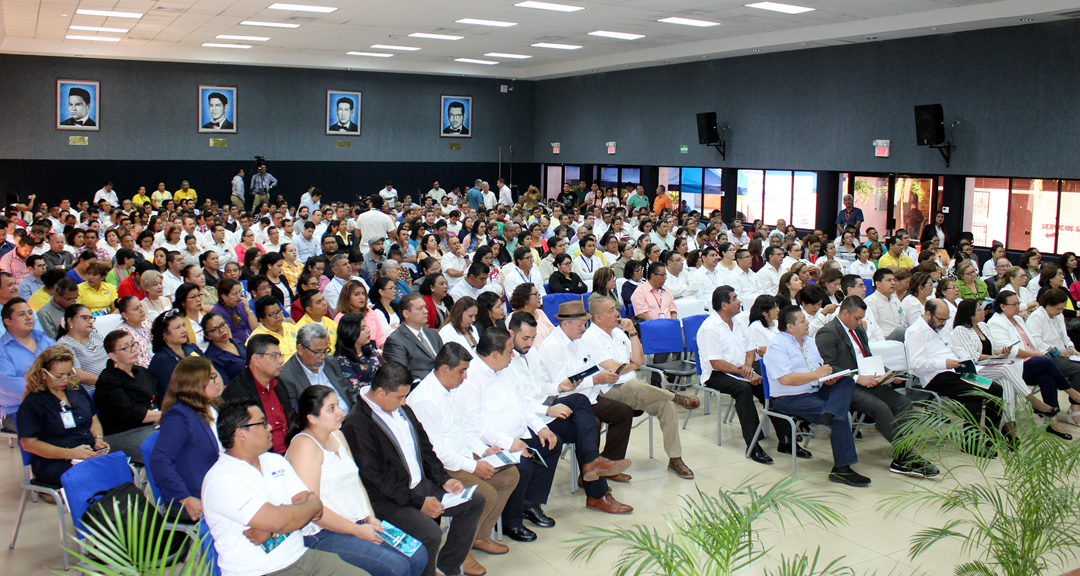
[
  {"xmin": 60, "ymin": 452, "xmax": 135, "ymax": 536},
  {"xmin": 863, "ymin": 278, "xmax": 875, "ymax": 296},
  {"xmin": 541, "ymin": 293, "xmax": 583, "ymax": 326},
  {"xmin": 9, "ymin": 443, "xmax": 71, "ymax": 570},
  {"xmin": 198, "ymin": 518, "xmax": 222, "ymax": 576},
  {"xmin": 139, "ymin": 431, "xmax": 200, "ymax": 535},
  {"xmin": 747, "ymin": 362, "xmax": 810, "ymax": 477}
]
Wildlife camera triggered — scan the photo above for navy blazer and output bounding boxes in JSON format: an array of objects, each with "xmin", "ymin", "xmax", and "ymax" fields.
[{"xmin": 149, "ymin": 403, "xmax": 220, "ymax": 504}]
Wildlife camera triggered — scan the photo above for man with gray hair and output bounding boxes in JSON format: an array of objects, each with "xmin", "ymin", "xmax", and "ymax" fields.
[
  {"xmin": 277, "ymin": 322, "xmax": 356, "ymax": 412},
  {"xmin": 836, "ymin": 194, "xmax": 864, "ymax": 238}
]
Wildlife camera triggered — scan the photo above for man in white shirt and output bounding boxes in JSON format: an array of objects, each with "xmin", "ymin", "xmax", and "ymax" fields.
[
  {"xmin": 356, "ymin": 195, "xmax": 397, "ymax": 253},
  {"xmin": 448, "ymin": 262, "xmax": 493, "ymax": 301},
  {"xmin": 757, "ymin": 246, "xmax": 786, "ymax": 296},
  {"xmin": 427, "ymin": 181, "xmax": 446, "ymax": 204},
  {"xmin": 729, "ymin": 248, "xmax": 761, "ymax": 306},
  {"xmin": 441, "ymin": 236, "xmax": 470, "ymax": 289},
  {"xmin": 408, "ymin": 343, "xmax": 519, "ymax": 557},
  {"xmin": 322, "ymin": 254, "xmax": 352, "ymax": 312},
  {"xmin": 378, "ymin": 181, "xmax": 398, "ymax": 210},
  {"xmin": 202, "ymin": 399, "xmax": 362, "ymax": 576},
  {"xmin": 161, "ymin": 251, "xmax": 186, "ymax": 301},
  {"xmin": 649, "ymin": 220, "xmax": 675, "ymax": 252},
  {"xmin": 93, "ymin": 181, "xmax": 119, "ymax": 207},
  {"xmin": 725, "ymin": 220, "xmax": 750, "ymax": 248},
  {"xmin": 200, "ymin": 224, "xmax": 236, "ymax": 268},
  {"xmin": 905, "ymin": 299, "xmax": 1003, "ymax": 446},
  {"xmin": 497, "ymin": 178, "xmax": 512, "ymax": 207},
  {"xmin": 571, "ymin": 235, "xmax": 605, "ymax": 285},
  {"xmin": 501, "ymin": 246, "xmax": 546, "ymax": 299},
  {"xmin": 864, "ymin": 268, "xmax": 907, "ymax": 340},
  {"xmin": 662, "ymin": 251, "xmax": 691, "ymax": 300},
  {"xmin": 582, "ymin": 298, "xmax": 699, "ymax": 479},
  {"xmin": 480, "ymin": 182, "xmax": 496, "ymax": 211},
  {"xmin": 687, "ymin": 246, "xmax": 723, "ymax": 301}
]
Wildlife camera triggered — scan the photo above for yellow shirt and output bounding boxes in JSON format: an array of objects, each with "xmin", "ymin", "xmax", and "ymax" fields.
[
  {"xmin": 877, "ymin": 251, "xmax": 914, "ymax": 270},
  {"xmin": 28, "ymin": 287, "xmax": 51, "ymax": 312},
  {"xmin": 248, "ymin": 321, "xmax": 299, "ymax": 362},
  {"xmin": 173, "ymin": 188, "xmax": 198, "ymax": 203},
  {"xmin": 77, "ymin": 281, "xmax": 117, "ymax": 315},
  {"xmin": 282, "ymin": 260, "xmax": 303, "ymax": 292},
  {"xmin": 296, "ymin": 314, "xmax": 338, "ymax": 352},
  {"xmin": 132, "ymin": 193, "xmax": 151, "ymax": 206}
]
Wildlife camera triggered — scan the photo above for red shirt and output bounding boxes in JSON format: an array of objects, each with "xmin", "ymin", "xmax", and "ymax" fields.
[
  {"xmin": 253, "ymin": 375, "xmax": 288, "ymax": 454},
  {"xmin": 117, "ymin": 274, "xmax": 146, "ymax": 300}
]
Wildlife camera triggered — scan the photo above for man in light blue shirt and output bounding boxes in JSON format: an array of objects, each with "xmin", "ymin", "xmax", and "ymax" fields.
[
  {"xmin": 0, "ymin": 299, "xmax": 56, "ymax": 429},
  {"xmin": 763, "ymin": 304, "xmax": 868, "ymax": 487},
  {"xmin": 466, "ymin": 179, "xmax": 484, "ymax": 211},
  {"xmin": 293, "ymin": 222, "xmax": 320, "ymax": 264},
  {"xmin": 17, "ymin": 259, "xmax": 45, "ymax": 301}
]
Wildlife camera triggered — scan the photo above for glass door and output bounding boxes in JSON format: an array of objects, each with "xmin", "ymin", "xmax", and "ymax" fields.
[{"xmin": 847, "ymin": 174, "xmax": 890, "ymax": 242}]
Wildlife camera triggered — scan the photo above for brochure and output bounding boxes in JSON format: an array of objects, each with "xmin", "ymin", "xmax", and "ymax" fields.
[
  {"xmin": 441, "ymin": 484, "xmax": 477, "ymax": 509},
  {"xmin": 481, "ymin": 450, "xmax": 522, "ymax": 468},
  {"xmin": 379, "ymin": 521, "xmax": 423, "ymax": 558}
]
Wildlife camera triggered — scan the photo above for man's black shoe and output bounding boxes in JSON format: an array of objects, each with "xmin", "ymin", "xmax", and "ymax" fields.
[
  {"xmin": 828, "ymin": 466, "xmax": 871, "ymax": 487},
  {"xmin": 503, "ymin": 525, "xmax": 537, "ymax": 542},
  {"xmin": 891, "ymin": 459, "xmax": 940, "ymax": 478},
  {"xmin": 522, "ymin": 505, "xmax": 555, "ymax": 528},
  {"xmin": 749, "ymin": 445, "xmax": 774, "ymax": 465},
  {"xmin": 776, "ymin": 443, "xmax": 813, "ymax": 459}
]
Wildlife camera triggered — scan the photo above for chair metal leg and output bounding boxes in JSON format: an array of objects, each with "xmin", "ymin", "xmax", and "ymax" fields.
[
  {"xmin": 648, "ymin": 416, "xmax": 654, "ymax": 459},
  {"xmin": 563, "ymin": 443, "xmax": 579, "ymax": 494},
  {"xmin": 9, "ymin": 488, "xmax": 29, "ymax": 549},
  {"xmin": 57, "ymin": 493, "xmax": 70, "ymax": 571},
  {"xmin": 493, "ymin": 517, "xmax": 503, "ymax": 542}
]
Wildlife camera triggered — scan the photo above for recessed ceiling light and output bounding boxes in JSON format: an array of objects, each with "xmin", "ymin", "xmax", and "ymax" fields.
[
  {"xmin": 531, "ymin": 42, "xmax": 582, "ymax": 50},
  {"xmin": 240, "ymin": 20, "xmax": 300, "ymax": 28},
  {"xmin": 456, "ymin": 18, "xmax": 517, "ymax": 27},
  {"xmin": 745, "ymin": 2, "xmax": 815, "ymax": 15},
  {"xmin": 1020, "ymin": 18, "xmax": 1034, "ymax": 22},
  {"xmin": 409, "ymin": 32, "xmax": 465, "ymax": 40},
  {"xmin": 217, "ymin": 34, "xmax": 270, "ymax": 41},
  {"xmin": 370, "ymin": 44, "xmax": 421, "ymax": 51},
  {"xmin": 202, "ymin": 42, "xmax": 252, "ymax": 49},
  {"xmin": 866, "ymin": 36, "xmax": 877, "ymax": 40},
  {"xmin": 347, "ymin": 51, "xmax": 393, "ymax": 57},
  {"xmin": 75, "ymin": 9, "xmax": 142, "ymax": 19},
  {"xmin": 66, "ymin": 34, "xmax": 123, "ymax": 41},
  {"xmin": 267, "ymin": 3, "xmax": 337, "ymax": 13},
  {"xmin": 751, "ymin": 48, "xmax": 762, "ymax": 52},
  {"xmin": 485, "ymin": 52, "xmax": 532, "ymax": 59},
  {"xmin": 588, "ymin": 30, "xmax": 644, "ymax": 40},
  {"xmin": 514, "ymin": 1, "xmax": 585, "ymax": 12},
  {"xmin": 658, "ymin": 17, "xmax": 720, "ymax": 27},
  {"xmin": 70, "ymin": 25, "xmax": 129, "ymax": 33},
  {"xmin": 455, "ymin": 58, "xmax": 498, "ymax": 65}
]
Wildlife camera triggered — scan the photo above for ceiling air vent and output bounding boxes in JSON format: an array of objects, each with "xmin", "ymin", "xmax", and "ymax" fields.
[
  {"xmin": 288, "ymin": 15, "xmax": 317, "ymax": 21},
  {"xmin": 152, "ymin": 6, "xmax": 184, "ymax": 13},
  {"xmin": 1055, "ymin": 9, "xmax": 1080, "ymax": 18}
]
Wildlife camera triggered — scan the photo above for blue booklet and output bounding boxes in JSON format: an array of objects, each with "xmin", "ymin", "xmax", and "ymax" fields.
[{"xmin": 380, "ymin": 521, "xmax": 423, "ymax": 558}]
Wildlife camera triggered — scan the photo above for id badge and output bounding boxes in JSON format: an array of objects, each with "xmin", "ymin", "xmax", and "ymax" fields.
[{"xmin": 60, "ymin": 411, "xmax": 76, "ymax": 429}]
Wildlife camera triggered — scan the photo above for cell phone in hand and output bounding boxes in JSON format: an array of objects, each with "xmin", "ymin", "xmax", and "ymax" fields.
[{"xmin": 93, "ymin": 446, "xmax": 108, "ymax": 453}]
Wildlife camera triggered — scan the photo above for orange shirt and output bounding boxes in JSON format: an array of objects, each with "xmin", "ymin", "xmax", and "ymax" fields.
[{"xmin": 653, "ymin": 193, "xmax": 673, "ymax": 214}]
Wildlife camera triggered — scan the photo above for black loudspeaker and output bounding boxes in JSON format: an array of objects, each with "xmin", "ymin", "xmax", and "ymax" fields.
[
  {"xmin": 914, "ymin": 104, "xmax": 945, "ymax": 146},
  {"xmin": 697, "ymin": 112, "xmax": 720, "ymax": 145}
]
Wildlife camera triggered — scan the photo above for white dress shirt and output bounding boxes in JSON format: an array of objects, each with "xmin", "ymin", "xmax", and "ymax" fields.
[
  {"xmin": 572, "ymin": 253, "xmax": 605, "ymax": 283},
  {"xmin": 1027, "ymin": 307, "xmax": 1072, "ymax": 352},
  {"xmin": 665, "ymin": 268, "xmax": 692, "ymax": 300},
  {"xmin": 580, "ymin": 323, "xmax": 634, "ymax": 385},
  {"xmin": 359, "ymin": 388, "xmax": 422, "ymax": 488},
  {"xmin": 864, "ymin": 290, "xmax": 905, "ymax": 335},
  {"xmin": 499, "ymin": 185, "xmax": 513, "ymax": 207},
  {"xmin": 408, "ymin": 372, "xmax": 489, "ymax": 473},
  {"xmin": 756, "ymin": 263, "xmax": 784, "ymax": 295},
  {"xmin": 441, "ymin": 252, "xmax": 469, "ymax": 288},
  {"xmin": 509, "ymin": 349, "xmax": 559, "ymax": 425},
  {"xmin": 904, "ymin": 318, "xmax": 960, "ymax": 387},
  {"xmin": 687, "ymin": 265, "xmax": 722, "ymax": 301},
  {"xmin": 453, "ymin": 357, "xmax": 547, "ymax": 450},
  {"xmin": 501, "ymin": 263, "xmax": 546, "ymax": 298},
  {"xmin": 697, "ymin": 312, "xmax": 754, "ymax": 383},
  {"xmin": 537, "ymin": 326, "xmax": 605, "ymax": 403},
  {"xmin": 727, "ymin": 267, "xmax": 760, "ymax": 305},
  {"xmin": 357, "ymin": 209, "xmax": 397, "ymax": 253},
  {"xmin": 323, "ymin": 276, "xmax": 348, "ymax": 312},
  {"xmin": 161, "ymin": 270, "xmax": 184, "ymax": 301}
]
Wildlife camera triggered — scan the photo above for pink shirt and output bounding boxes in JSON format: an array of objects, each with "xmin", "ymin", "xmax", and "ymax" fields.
[
  {"xmin": 630, "ymin": 282, "xmax": 676, "ymax": 320},
  {"xmin": 334, "ymin": 308, "xmax": 388, "ymax": 348}
]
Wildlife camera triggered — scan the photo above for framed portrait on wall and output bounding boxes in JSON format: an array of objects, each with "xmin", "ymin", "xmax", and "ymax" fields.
[
  {"xmin": 326, "ymin": 90, "xmax": 362, "ymax": 136},
  {"xmin": 440, "ymin": 95, "xmax": 472, "ymax": 138},
  {"xmin": 198, "ymin": 85, "xmax": 237, "ymax": 134},
  {"xmin": 56, "ymin": 79, "xmax": 100, "ymax": 131}
]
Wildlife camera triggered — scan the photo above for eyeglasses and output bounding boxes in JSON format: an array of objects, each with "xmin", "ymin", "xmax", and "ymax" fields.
[
  {"xmin": 238, "ymin": 419, "xmax": 270, "ymax": 429},
  {"xmin": 256, "ymin": 351, "xmax": 284, "ymax": 361},
  {"xmin": 266, "ymin": 311, "xmax": 284, "ymax": 320},
  {"xmin": 116, "ymin": 340, "xmax": 140, "ymax": 353},
  {"xmin": 75, "ymin": 315, "xmax": 95, "ymax": 322},
  {"xmin": 43, "ymin": 368, "xmax": 77, "ymax": 380},
  {"xmin": 207, "ymin": 323, "xmax": 228, "ymax": 334},
  {"xmin": 301, "ymin": 343, "xmax": 327, "ymax": 358}
]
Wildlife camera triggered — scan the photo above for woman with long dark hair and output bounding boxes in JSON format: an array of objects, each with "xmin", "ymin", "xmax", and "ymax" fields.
[
  {"xmin": 172, "ymin": 282, "xmax": 207, "ymax": 349},
  {"xmin": 201, "ymin": 312, "xmax": 247, "ymax": 384},
  {"xmin": 370, "ymin": 276, "xmax": 401, "ymax": 335},
  {"xmin": 147, "ymin": 310, "xmax": 200, "ymax": 399},
  {"xmin": 418, "ymin": 273, "xmax": 453, "ymax": 329},
  {"xmin": 747, "ymin": 295, "xmax": 780, "ymax": 359},
  {"xmin": 212, "ymin": 278, "xmax": 257, "ymax": 343},
  {"xmin": 334, "ymin": 314, "xmax": 384, "ymax": 394},
  {"xmin": 474, "ymin": 291, "xmax": 506, "ymax": 338},
  {"xmin": 438, "ymin": 296, "xmax": 480, "ymax": 354}
]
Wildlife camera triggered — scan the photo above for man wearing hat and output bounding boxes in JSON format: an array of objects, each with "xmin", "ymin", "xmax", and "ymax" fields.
[{"xmin": 536, "ymin": 300, "xmax": 636, "ymax": 482}]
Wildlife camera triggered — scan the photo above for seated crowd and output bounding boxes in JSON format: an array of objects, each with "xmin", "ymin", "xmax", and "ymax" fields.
[{"xmin": 4, "ymin": 179, "xmax": 1080, "ymax": 576}]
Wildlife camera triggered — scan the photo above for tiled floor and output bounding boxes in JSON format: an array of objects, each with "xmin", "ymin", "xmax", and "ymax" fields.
[{"xmin": 0, "ymin": 404, "xmax": 1067, "ymax": 576}]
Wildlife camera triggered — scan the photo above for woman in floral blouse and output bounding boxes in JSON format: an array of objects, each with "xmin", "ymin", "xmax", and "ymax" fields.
[{"xmin": 334, "ymin": 313, "xmax": 384, "ymax": 394}]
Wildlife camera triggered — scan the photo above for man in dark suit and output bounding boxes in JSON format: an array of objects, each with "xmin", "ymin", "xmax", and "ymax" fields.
[
  {"xmin": 328, "ymin": 96, "xmax": 358, "ymax": 132},
  {"xmin": 342, "ymin": 361, "xmax": 486, "ymax": 576},
  {"xmin": 221, "ymin": 334, "xmax": 292, "ymax": 454},
  {"xmin": 277, "ymin": 322, "xmax": 358, "ymax": 411},
  {"xmin": 815, "ymin": 296, "xmax": 938, "ymax": 478},
  {"xmin": 60, "ymin": 87, "xmax": 96, "ymax": 126},
  {"xmin": 384, "ymin": 293, "xmax": 444, "ymax": 381},
  {"xmin": 442, "ymin": 100, "xmax": 469, "ymax": 135},
  {"xmin": 202, "ymin": 91, "xmax": 234, "ymax": 130}
]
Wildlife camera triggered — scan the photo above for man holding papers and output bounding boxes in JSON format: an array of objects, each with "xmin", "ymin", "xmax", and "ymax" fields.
[
  {"xmin": 816, "ymin": 296, "xmax": 939, "ymax": 478},
  {"xmin": 408, "ymin": 343, "xmax": 521, "ymax": 560},
  {"xmin": 763, "ymin": 305, "xmax": 868, "ymax": 487}
]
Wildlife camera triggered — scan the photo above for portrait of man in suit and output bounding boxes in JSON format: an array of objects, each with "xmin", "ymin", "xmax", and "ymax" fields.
[
  {"xmin": 440, "ymin": 95, "xmax": 472, "ymax": 138},
  {"xmin": 56, "ymin": 80, "xmax": 100, "ymax": 131},
  {"xmin": 326, "ymin": 90, "xmax": 362, "ymax": 136},
  {"xmin": 198, "ymin": 85, "xmax": 237, "ymax": 133}
]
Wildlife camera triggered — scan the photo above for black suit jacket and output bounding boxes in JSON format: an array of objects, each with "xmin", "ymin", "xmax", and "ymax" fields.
[
  {"xmin": 341, "ymin": 395, "xmax": 450, "ymax": 510},
  {"xmin": 383, "ymin": 325, "xmax": 443, "ymax": 382},
  {"xmin": 222, "ymin": 368, "xmax": 294, "ymax": 420},
  {"xmin": 329, "ymin": 122, "xmax": 358, "ymax": 132},
  {"xmin": 815, "ymin": 317, "xmax": 869, "ymax": 373},
  {"xmin": 276, "ymin": 354, "xmax": 358, "ymax": 410},
  {"xmin": 442, "ymin": 125, "xmax": 469, "ymax": 135},
  {"xmin": 202, "ymin": 119, "xmax": 234, "ymax": 130},
  {"xmin": 60, "ymin": 117, "xmax": 96, "ymax": 127}
]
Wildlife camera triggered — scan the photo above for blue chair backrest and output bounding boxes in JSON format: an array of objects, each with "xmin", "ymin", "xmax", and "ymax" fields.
[
  {"xmin": 60, "ymin": 452, "xmax": 135, "ymax": 534},
  {"xmin": 760, "ymin": 361, "xmax": 773, "ymax": 401},
  {"xmin": 682, "ymin": 314, "xmax": 708, "ymax": 353},
  {"xmin": 639, "ymin": 319, "xmax": 685, "ymax": 355},
  {"xmin": 198, "ymin": 518, "xmax": 222, "ymax": 576},
  {"xmin": 863, "ymin": 278, "xmax": 875, "ymax": 296},
  {"xmin": 140, "ymin": 430, "xmax": 163, "ymax": 505},
  {"xmin": 541, "ymin": 293, "xmax": 583, "ymax": 326},
  {"xmin": 18, "ymin": 441, "xmax": 32, "ymax": 467},
  {"xmin": 543, "ymin": 284, "xmax": 550, "ymax": 293}
]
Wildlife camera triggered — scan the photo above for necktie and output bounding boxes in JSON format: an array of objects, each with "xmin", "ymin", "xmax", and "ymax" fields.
[
  {"xmin": 416, "ymin": 329, "xmax": 435, "ymax": 357},
  {"xmin": 849, "ymin": 329, "xmax": 869, "ymax": 357}
]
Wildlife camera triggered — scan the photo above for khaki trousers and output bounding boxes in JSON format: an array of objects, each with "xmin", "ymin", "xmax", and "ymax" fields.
[
  {"xmin": 600, "ymin": 377, "xmax": 682, "ymax": 458},
  {"xmin": 448, "ymin": 465, "xmax": 520, "ymax": 541}
]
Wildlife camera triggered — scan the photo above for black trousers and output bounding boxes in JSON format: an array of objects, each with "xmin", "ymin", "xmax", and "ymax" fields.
[
  {"xmin": 592, "ymin": 395, "xmax": 634, "ymax": 460},
  {"xmin": 371, "ymin": 478, "xmax": 486, "ymax": 576},
  {"xmin": 925, "ymin": 372, "xmax": 1004, "ymax": 428},
  {"xmin": 704, "ymin": 371, "xmax": 792, "ymax": 447}
]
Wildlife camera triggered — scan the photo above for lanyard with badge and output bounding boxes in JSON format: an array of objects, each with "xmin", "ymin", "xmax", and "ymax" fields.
[{"xmin": 60, "ymin": 399, "xmax": 76, "ymax": 429}]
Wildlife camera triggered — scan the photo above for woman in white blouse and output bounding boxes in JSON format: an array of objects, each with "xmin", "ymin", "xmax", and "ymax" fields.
[
  {"xmin": 285, "ymin": 385, "xmax": 427, "ymax": 576},
  {"xmin": 848, "ymin": 245, "xmax": 877, "ymax": 280},
  {"xmin": 901, "ymin": 272, "xmax": 934, "ymax": 328},
  {"xmin": 438, "ymin": 296, "xmax": 480, "ymax": 355},
  {"xmin": 1026, "ymin": 288, "xmax": 1080, "ymax": 425},
  {"xmin": 996, "ymin": 266, "xmax": 1038, "ymax": 317},
  {"xmin": 747, "ymin": 295, "xmax": 780, "ymax": 360},
  {"xmin": 950, "ymin": 299, "xmax": 1029, "ymax": 423}
]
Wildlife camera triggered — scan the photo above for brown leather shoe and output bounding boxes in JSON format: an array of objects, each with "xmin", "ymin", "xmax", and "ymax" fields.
[
  {"xmin": 581, "ymin": 456, "xmax": 631, "ymax": 482},
  {"xmin": 607, "ymin": 473, "xmax": 632, "ymax": 483},
  {"xmin": 472, "ymin": 538, "xmax": 509, "ymax": 555},
  {"xmin": 463, "ymin": 552, "xmax": 487, "ymax": 576},
  {"xmin": 668, "ymin": 457, "xmax": 694, "ymax": 479},
  {"xmin": 673, "ymin": 393, "xmax": 701, "ymax": 409},
  {"xmin": 586, "ymin": 493, "xmax": 633, "ymax": 514}
]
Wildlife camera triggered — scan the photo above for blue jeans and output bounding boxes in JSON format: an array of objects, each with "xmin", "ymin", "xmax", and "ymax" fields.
[
  {"xmin": 304, "ymin": 522, "xmax": 428, "ymax": 576},
  {"xmin": 771, "ymin": 376, "xmax": 858, "ymax": 468}
]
